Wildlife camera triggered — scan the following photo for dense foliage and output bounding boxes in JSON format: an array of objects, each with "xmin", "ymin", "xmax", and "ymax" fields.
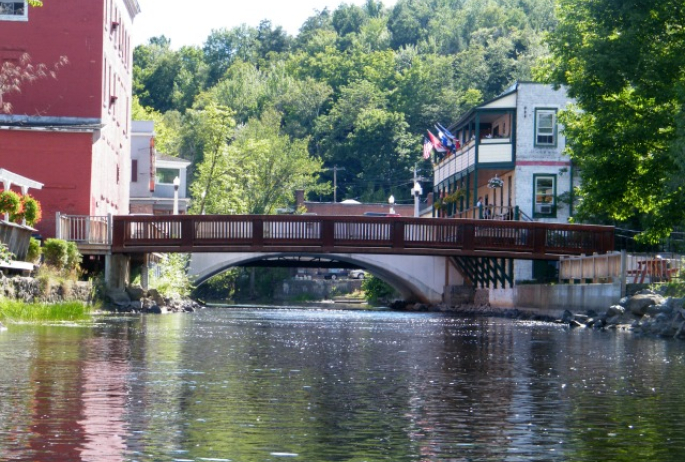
[
  {"xmin": 362, "ymin": 274, "xmax": 399, "ymax": 304},
  {"xmin": 149, "ymin": 253, "xmax": 194, "ymax": 298},
  {"xmin": 42, "ymin": 238, "xmax": 81, "ymax": 275},
  {"xmin": 133, "ymin": 0, "xmax": 555, "ymax": 206},
  {"xmin": 544, "ymin": 0, "xmax": 685, "ymax": 240}
]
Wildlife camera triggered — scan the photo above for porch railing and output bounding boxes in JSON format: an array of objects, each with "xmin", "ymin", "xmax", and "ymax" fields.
[
  {"xmin": 56, "ymin": 213, "xmax": 111, "ymax": 245},
  {"xmin": 452, "ymin": 205, "xmax": 528, "ymax": 221}
]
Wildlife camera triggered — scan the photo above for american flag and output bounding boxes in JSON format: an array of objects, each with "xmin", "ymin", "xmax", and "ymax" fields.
[{"xmin": 422, "ymin": 138, "xmax": 433, "ymax": 159}]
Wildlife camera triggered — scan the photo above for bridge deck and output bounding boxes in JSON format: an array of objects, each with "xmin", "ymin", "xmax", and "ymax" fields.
[{"xmin": 110, "ymin": 215, "xmax": 614, "ymax": 260}]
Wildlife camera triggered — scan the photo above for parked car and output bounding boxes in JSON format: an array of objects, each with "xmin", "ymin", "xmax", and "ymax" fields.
[
  {"xmin": 322, "ymin": 269, "xmax": 348, "ymax": 280},
  {"xmin": 349, "ymin": 269, "xmax": 366, "ymax": 279}
]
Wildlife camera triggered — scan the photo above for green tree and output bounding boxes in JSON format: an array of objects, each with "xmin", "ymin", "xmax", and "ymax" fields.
[
  {"xmin": 544, "ymin": 0, "xmax": 685, "ymax": 239},
  {"xmin": 228, "ymin": 109, "xmax": 329, "ymax": 214},
  {"xmin": 133, "ymin": 38, "xmax": 207, "ymax": 113},
  {"xmin": 183, "ymin": 102, "xmax": 238, "ymax": 214},
  {"xmin": 190, "ymin": 107, "xmax": 328, "ymax": 215},
  {"xmin": 203, "ymin": 25, "xmax": 260, "ymax": 86}
]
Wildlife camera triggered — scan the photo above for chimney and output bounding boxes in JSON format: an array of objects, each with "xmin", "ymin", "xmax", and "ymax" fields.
[{"xmin": 295, "ymin": 189, "xmax": 305, "ymax": 210}]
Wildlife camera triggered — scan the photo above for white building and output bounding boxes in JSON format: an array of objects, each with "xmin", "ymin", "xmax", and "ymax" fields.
[
  {"xmin": 432, "ymin": 82, "xmax": 577, "ymax": 281},
  {"xmin": 129, "ymin": 121, "xmax": 191, "ymax": 215}
]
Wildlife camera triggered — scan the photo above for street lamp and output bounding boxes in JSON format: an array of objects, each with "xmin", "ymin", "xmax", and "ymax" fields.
[
  {"xmin": 411, "ymin": 182, "xmax": 423, "ymax": 218},
  {"xmin": 172, "ymin": 176, "xmax": 180, "ymax": 215},
  {"xmin": 388, "ymin": 194, "xmax": 395, "ymax": 215}
]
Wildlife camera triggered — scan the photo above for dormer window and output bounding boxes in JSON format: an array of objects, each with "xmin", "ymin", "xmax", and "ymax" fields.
[{"xmin": 0, "ymin": 1, "xmax": 27, "ymax": 21}]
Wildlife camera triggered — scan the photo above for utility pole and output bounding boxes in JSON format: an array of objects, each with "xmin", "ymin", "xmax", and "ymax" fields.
[{"xmin": 326, "ymin": 165, "xmax": 345, "ymax": 203}]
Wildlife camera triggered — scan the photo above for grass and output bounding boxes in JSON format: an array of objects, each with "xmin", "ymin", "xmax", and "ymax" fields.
[{"xmin": 0, "ymin": 299, "xmax": 92, "ymax": 324}]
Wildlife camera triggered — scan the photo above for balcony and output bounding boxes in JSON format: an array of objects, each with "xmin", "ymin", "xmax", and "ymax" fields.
[{"xmin": 434, "ymin": 137, "xmax": 513, "ymax": 185}]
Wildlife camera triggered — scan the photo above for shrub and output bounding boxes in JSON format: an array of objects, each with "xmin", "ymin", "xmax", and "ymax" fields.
[
  {"xmin": 66, "ymin": 241, "xmax": 82, "ymax": 272},
  {"xmin": 0, "ymin": 190, "xmax": 21, "ymax": 217},
  {"xmin": 42, "ymin": 238, "xmax": 82, "ymax": 275},
  {"xmin": 25, "ymin": 237, "xmax": 41, "ymax": 263},
  {"xmin": 361, "ymin": 275, "xmax": 398, "ymax": 304},
  {"xmin": 0, "ymin": 242, "xmax": 14, "ymax": 262},
  {"xmin": 42, "ymin": 238, "xmax": 69, "ymax": 269},
  {"xmin": 149, "ymin": 253, "xmax": 193, "ymax": 298}
]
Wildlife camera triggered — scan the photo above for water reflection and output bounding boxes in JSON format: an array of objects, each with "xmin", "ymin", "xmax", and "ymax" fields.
[{"xmin": 1, "ymin": 310, "xmax": 685, "ymax": 461}]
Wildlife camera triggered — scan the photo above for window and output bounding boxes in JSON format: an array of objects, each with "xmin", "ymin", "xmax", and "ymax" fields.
[
  {"xmin": 535, "ymin": 109, "xmax": 557, "ymax": 146},
  {"xmin": 156, "ymin": 168, "xmax": 180, "ymax": 185},
  {"xmin": 533, "ymin": 174, "xmax": 556, "ymax": 217},
  {"xmin": 0, "ymin": 1, "xmax": 26, "ymax": 20}
]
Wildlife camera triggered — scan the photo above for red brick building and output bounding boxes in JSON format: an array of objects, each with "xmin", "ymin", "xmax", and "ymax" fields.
[{"xmin": 0, "ymin": 0, "xmax": 140, "ymax": 237}]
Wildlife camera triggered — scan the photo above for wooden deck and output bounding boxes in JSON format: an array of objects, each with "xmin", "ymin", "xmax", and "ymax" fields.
[{"xmin": 109, "ymin": 215, "xmax": 614, "ymax": 260}]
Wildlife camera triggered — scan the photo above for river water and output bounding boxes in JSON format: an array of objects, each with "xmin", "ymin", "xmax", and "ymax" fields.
[{"xmin": 1, "ymin": 307, "xmax": 685, "ymax": 462}]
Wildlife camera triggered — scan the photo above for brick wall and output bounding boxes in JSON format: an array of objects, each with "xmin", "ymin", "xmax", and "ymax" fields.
[{"xmin": 0, "ymin": 130, "xmax": 93, "ymax": 237}]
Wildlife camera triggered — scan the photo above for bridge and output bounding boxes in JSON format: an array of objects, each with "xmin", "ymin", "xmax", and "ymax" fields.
[
  {"xmin": 81, "ymin": 214, "xmax": 614, "ymax": 303},
  {"xmin": 109, "ymin": 214, "xmax": 613, "ymax": 257}
]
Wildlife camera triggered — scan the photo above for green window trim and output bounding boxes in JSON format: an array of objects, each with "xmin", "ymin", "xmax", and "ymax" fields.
[
  {"xmin": 534, "ymin": 108, "xmax": 558, "ymax": 147},
  {"xmin": 532, "ymin": 174, "xmax": 557, "ymax": 218}
]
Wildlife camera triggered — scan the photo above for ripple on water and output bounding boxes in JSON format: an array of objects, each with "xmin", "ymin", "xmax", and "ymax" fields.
[{"xmin": 2, "ymin": 308, "xmax": 685, "ymax": 461}]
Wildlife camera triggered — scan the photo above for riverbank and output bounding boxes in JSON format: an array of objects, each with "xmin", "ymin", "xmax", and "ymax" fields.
[
  {"xmin": 105, "ymin": 287, "xmax": 201, "ymax": 314},
  {"xmin": 395, "ymin": 287, "xmax": 685, "ymax": 340}
]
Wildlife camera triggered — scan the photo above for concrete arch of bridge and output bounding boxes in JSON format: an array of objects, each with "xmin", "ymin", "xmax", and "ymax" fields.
[{"xmin": 189, "ymin": 252, "xmax": 452, "ymax": 304}]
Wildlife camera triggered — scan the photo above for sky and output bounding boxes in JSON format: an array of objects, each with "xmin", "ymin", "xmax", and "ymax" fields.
[{"xmin": 132, "ymin": 0, "xmax": 398, "ymax": 49}]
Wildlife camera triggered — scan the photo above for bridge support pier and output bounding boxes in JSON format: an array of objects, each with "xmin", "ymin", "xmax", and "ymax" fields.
[{"xmin": 105, "ymin": 254, "xmax": 131, "ymax": 290}]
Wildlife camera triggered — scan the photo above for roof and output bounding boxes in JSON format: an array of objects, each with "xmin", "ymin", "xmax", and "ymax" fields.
[
  {"xmin": 0, "ymin": 168, "xmax": 43, "ymax": 190},
  {"xmin": 0, "ymin": 114, "xmax": 103, "ymax": 132},
  {"xmin": 156, "ymin": 153, "xmax": 191, "ymax": 167},
  {"xmin": 451, "ymin": 83, "xmax": 520, "ymax": 130}
]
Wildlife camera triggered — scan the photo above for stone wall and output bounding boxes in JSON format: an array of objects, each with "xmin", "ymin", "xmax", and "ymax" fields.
[
  {"xmin": 489, "ymin": 282, "xmax": 622, "ymax": 317},
  {"xmin": 0, "ymin": 275, "xmax": 92, "ymax": 304}
]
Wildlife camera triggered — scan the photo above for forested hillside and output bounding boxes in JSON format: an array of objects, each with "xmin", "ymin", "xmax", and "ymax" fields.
[{"xmin": 133, "ymin": 0, "xmax": 556, "ymax": 211}]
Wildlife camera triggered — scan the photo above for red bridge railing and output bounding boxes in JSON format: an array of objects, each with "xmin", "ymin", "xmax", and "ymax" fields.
[{"xmin": 110, "ymin": 215, "xmax": 614, "ymax": 260}]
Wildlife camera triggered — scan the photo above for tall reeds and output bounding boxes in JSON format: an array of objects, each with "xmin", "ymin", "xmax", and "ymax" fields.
[{"xmin": 0, "ymin": 299, "xmax": 91, "ymax": 323}]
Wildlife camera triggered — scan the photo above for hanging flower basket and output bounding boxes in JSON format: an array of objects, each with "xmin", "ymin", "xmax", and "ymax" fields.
[
  {"xmin": 0, "ymin": 190, "xmax": 22, "ymax": 217},
  {"xmin": 487, "ymin": 176, "xmax": 504, "ymax": 189},
  {"xmin": 15, "ymin": 194, "xmax": 42, "ymax": 226}
]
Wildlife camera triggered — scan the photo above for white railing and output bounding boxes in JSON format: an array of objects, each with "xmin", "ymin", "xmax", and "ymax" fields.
[
  {"xmin": 559, "ymin": 251, "xmax": 684, "ymax": 294},
  {"xmin": 434, "ymin": 142, "xmax": 476, "ymax": 185},
  {"xmin": 56, "ymin": 213, "xmax": 111, "ymax": 245}
]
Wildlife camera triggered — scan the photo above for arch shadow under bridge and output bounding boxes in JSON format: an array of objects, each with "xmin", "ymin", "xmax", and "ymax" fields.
[{"xmin": 189, "ymin": 252, "xmax": 458, "ymax": 304}]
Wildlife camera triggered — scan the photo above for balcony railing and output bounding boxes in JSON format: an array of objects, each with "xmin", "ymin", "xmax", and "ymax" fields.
[{"xmin": 56, "ymin": 213, "xmax": 111, "ymax": 245}]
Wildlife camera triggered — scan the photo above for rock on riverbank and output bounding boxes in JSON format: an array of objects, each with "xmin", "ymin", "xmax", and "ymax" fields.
[
  {"xmin": 395, "ymin": 289, "xmax": 685, "ymax": 340},
  {"xmin": 105, "ymin": 287, "xmax": 201, "ymax": 314},
  {"xmin": 1, "ymin": 274, "xmax": 92, "ymax": 304},
  {"xmin": 555, "ymin": 289, "xmax": 685, "ymax": 339}
]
